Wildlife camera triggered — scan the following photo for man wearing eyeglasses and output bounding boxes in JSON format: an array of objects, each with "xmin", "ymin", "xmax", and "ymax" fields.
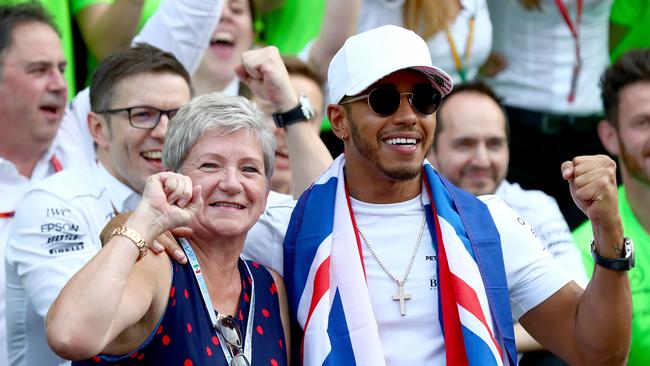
[
  {"xmin": 5, "ymin": 44, "xmax": 192, "ymax": 366},
  {"xmin": 271, "ymin": 25, "xmax": 632, "ymax": 365}
]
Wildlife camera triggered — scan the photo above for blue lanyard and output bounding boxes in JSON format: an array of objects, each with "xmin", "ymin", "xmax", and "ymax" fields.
[{"xmin": 179, "ymin": 238, "xmax": 255, "ymax": 363}]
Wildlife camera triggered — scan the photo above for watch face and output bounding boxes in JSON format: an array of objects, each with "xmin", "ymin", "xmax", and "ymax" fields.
[
  {"xmin": 300, "ymin": 95, "xmax": 316, "ymax": 120},
  {"xmin": 624, "ymin": 237, "xmax": 635, "ymax": 268}
]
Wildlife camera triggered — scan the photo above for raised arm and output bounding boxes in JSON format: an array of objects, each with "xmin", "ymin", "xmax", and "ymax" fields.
[
  {"xmin": 134, "ymin": 0, "xmax": 224, "ymax": 75},
  {"xmin": 519, "ymin": 155, "xmax": 631, "ymax": 365},
  {"xmin": 237, "ymin": 46, "xmax": 332, "ymax": 197},
  {"xmin": 46, "ymin": 172, "xmax": 202, "ymax": 360},
  {"xmin": 307, "ymin": 0, "xmax": 361, "ymax": 79},
  {"xmin": 75, "ymin": 1, "xmax": 146, "ymax": 61}
]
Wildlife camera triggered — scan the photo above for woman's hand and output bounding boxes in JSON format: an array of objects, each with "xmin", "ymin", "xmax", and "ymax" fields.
[{"xmin": 130, "ymin": 172, "xmax": 203, "ymax": 240}]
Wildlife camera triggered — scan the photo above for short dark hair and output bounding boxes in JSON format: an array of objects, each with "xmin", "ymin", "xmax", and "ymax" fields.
[
  {"xmin": 90, "ymin": 43, "xmax": 192, "ymax": 113},
  {"xmin": 282, "ymin": 55, "xmax": 324, "ymax": 88},
  {"xmin": 601, "ymin": 49, "xmax": 650, "ymax": 126},
  {"xmin": 433, "ymin": 81, "xmax": 510, "ymax": 150},
  {"xmin": 0, "ymin": 2, "xmax": 58, "ymax": 68}
]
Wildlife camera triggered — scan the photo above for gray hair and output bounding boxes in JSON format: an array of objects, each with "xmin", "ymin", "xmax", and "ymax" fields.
[{"xmin": 163, "ymin": 94, "xmax": 276, "ymax": 181}]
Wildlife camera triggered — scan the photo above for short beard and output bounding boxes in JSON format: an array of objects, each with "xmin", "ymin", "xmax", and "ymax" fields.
[
  {"xmin": 618, "ymin": 136, "xmax": 650, "ymax": 186},
  {"xmin": 348, "ymin": 113, "xmax": 421, "ymax": 182}
]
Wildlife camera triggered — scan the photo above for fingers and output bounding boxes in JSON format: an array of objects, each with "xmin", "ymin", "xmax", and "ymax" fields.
[
  {"xmin": 561, "ymin": 160, "xmax": 575, "ymax": 180},
  {"xmin": 187, "ymin": 185, "xmax": 204, "ymax": 215},
  {"xmin": 565, "ymin": 155, "xmax": 618, "ymax": 215},
  {"xmin": 153, "ymin": 231, "xmax": 187, "ymax": 264},
  {"xmin": 159, "ymin": 173, "xmax": 194, "ymax": 207}
]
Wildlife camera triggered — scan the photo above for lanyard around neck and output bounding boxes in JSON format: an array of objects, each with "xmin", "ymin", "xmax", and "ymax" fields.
[
  {"xmin": 1, "ymin": 155, "xmax": 63, "ymax": 219},
  {"xmin": 446, "ymin": 2, "xmax": 477, "ymax": 82},
  {"xmin": 555, "ymin": 0, "xmax": 583, "ymax": 103},
  {"xmin": 179, "ymin": 238, "xmax": 254, "ymax": 364}
]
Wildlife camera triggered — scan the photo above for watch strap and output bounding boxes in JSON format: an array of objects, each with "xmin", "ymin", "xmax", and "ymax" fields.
[
  {"xmin": 272, "ymin": 95, "xmax": 314, "ymax": 128},
  {"xmin": 591, "ymin": 238, "xmax": 634, "ymax": 271}
]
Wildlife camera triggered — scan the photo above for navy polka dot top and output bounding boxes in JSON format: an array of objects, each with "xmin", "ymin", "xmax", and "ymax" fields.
[{"xmin": 72, "ymin": 258, "xmax": 288, "ymax": 366}]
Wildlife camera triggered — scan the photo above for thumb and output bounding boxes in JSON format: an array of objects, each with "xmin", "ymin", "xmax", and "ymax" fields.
[
  {"xmin": 235, "ymin": 64, "xmax": 251, "ymax": 83},
  {"xmin": 187, "ymin": 185, "xmax": 203, "ymax": 215}
]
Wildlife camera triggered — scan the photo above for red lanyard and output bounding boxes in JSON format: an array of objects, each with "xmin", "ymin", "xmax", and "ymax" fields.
[
  {"xmin": 0, "ymin": 155, "xmax": 63, "ymax": 219},
  {"xmin": 555, "ymin": 0, "xmax": 583, "ymax": 103}
]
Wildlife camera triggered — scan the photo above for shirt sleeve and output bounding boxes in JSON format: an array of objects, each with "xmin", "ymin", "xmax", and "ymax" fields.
[
  {"xmin": 524, "ymin": 193, "xmax": 589, "ymax": 288},
  {"xmin": 6, "ymin": 189, "xmax": 101, "ymax": 317},
  {"xmin": 242, "ymin": 193, "xmax": 295, "ymax": 276},
  {"xmin": 132, "ymin": 0, "xmax": 225, "ymax": 75},
  {"xmin": 480, "ymin": 196, "xmax": 572, "ymax": 321}
]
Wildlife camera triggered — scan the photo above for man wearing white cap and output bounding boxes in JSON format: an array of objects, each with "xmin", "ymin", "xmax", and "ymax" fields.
[{"xmin": 277, "ymin": 25, "xmax": 632, "ymax": 365}]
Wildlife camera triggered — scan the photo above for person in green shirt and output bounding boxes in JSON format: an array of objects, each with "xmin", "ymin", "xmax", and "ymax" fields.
[
  {"xmin": 573, "ymin": 49, "xmax": 650, "ymax": 365},
  {"xmin": 609, "ymin": 0, "xmax": 650, "ymax": 63}
]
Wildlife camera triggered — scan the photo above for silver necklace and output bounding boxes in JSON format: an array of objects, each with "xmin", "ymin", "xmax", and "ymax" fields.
[{"xmin": 356, "ymin": 214, "xmax": 426, "ymax": 316}]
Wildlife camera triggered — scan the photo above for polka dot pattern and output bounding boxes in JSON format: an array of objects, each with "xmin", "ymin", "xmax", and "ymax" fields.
[{"xmin": 71, "ymin": 259, "xmax": 287, "ymax": 366}]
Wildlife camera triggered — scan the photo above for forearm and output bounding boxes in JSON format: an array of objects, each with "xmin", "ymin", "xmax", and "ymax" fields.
[
  {"xmin": 46, "ymin": 215, "xmax": 156, "ymax": 360},
  {"xmin": 284, "ymin": 122, "xmax": 332, "ymax": 197},
  {"xmin": 133, "ymin": 0, "xmax": 224, "ymax": 75},
  {"xmin": 77, "ymin": 1, "xmax": 146, "ymax": 60},
  {"xmin": 573, "ymin": 224, "xmax": 631, "ymax": 364},
  {"xmin": 308, "ymin": 0, "xmax": 360, "ymax": 78}
]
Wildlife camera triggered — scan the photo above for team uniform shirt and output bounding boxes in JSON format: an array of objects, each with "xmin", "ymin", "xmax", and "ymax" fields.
[
  {"xmin": 244, "ymin": 193, "xmax": 571, "ymax": 364},
  {"xmin": 357, "ymin": 0, "xmax": 492, "ymax": 84},
  {"xmin": 0, "ymin": 139, "xmax": 86, "ymax": 366},
  {"xmin": 573, "ymin": 186, "xmax": 650, "ymax": 365},
  {"xmin": 496, "ymin": 180, "xmax": 588, "ymax": 286},
  {"xmin": 5, "ymin": 162, "xmax": 138, "ymax": 366},
  {"xmin": 486, "ymin": 0, "xmax": 612, "ymax": 115}
]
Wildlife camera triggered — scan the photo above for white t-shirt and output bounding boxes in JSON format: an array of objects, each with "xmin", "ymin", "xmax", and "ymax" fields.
[
  {"xmin": 486, "ymin": 0, "xmax": 613, "ymax": 115},
  {"xmin": 357, "ymin": 0, "xmax": 492, "ymax": 83},
  {"xmin": 244, "ymin": 193, "xmax": 572, "ymax": 364},
  {"xmin": 496, "ymin": 180, "xmax": 588, "ymax": 287}
]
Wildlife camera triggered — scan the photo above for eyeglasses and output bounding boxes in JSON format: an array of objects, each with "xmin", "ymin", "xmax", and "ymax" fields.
[
  {"xmin": 96, "ymin": 106, "xmax": 179, "ymax": 129},
  {"xmin": 216, "ymin": 315, "xmax": 251, "ymax": 366},
  {"xmin": 340, "ymin": 84, "xmax": 442, "ymax": 116}
]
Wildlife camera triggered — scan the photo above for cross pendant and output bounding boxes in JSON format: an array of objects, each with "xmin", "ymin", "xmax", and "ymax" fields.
[{"xmin": 392, "ymin": 280, "xmax": 411, "ymax": 316}]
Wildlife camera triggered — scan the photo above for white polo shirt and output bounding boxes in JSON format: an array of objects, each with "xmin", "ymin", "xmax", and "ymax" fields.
[
  {"xmin": 0, "ymin": 139, "xmax": 88, "ymax": 366},
  {"xmin": 5, "ymin": 162, "xmax": 138, "ymax": 366}
]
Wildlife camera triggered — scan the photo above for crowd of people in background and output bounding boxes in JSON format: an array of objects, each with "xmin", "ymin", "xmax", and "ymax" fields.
[{"xmin": 0, "ymin": 0, "xmax": 649, "ymax": 365}]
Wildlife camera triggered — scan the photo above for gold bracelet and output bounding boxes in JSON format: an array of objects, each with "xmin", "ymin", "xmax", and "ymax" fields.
[{"xmin": 110, "ymin": 226, "xmax": 148, "ymax": 260}]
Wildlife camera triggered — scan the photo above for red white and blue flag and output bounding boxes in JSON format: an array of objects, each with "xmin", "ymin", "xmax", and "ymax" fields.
[{"xmin": 283, "ymin": 156, "xmax": 516, "ymax": 365}]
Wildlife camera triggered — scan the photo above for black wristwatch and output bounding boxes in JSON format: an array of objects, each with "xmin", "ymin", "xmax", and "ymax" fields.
[
  {"xmin": 272, "ymin": 94, "xmax": 315, "ymax": 128},
  {"xmin": 591, "ymin": 237, "xmax": 635, "ymax": 271}
]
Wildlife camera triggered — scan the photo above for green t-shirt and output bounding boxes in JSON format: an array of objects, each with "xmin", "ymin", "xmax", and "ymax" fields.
[
  {"xmin": 7, "ymin": 0, "xmax": 76, "ymax": 99},
  {"xmin": 258, "ymin": 0, "xmax": 325, "ymax": 55},
  {"xmin": 610, "ymin": 0, "xmax": 650, "ymax": 63},
  {"xmin": 71, "ymin": 0, "xmax": 161, "ymax": 85},
  {"xmin": 573, "ymin": 186, "xmax": 650, "ymax": 365}
]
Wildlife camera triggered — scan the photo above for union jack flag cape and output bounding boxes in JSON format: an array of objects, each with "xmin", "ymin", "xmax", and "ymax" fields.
[{"xmin": 283, "ymin": 156, "xmax": 517, "ymax": 365}]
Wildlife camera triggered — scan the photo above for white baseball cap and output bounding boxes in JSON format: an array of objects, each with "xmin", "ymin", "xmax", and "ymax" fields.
[{"xmin": 327, "ymin": 25, "xmax": 453, "ymax": 104}]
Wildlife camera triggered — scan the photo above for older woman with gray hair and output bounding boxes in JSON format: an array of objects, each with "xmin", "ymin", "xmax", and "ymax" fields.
[{"xmin": 46, "ymin": 94, "xmax": 290, "ymax": 366}]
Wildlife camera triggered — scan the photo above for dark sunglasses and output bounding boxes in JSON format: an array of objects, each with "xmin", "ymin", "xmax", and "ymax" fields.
[
  {"xmin": 340, "ymin": 84, "xmax": 442, "ymax": 116},
  {"xmin": 216, "ymin": 315, "xmax": 251, "ymax": 366}
]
